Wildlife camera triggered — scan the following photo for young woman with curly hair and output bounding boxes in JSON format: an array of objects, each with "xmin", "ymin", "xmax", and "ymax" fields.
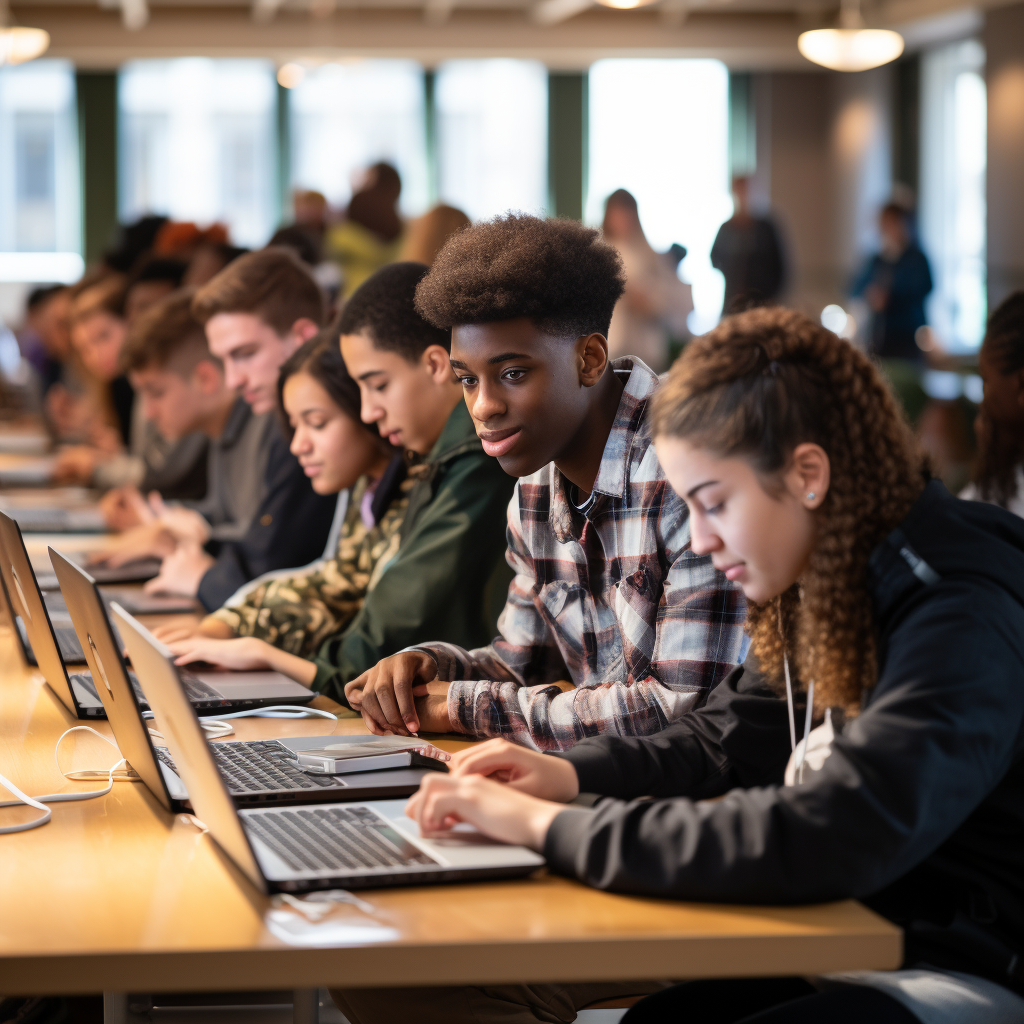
[{"xmin": 335, "ymin": 307, "xmax": 1024, "ymax": 1024}]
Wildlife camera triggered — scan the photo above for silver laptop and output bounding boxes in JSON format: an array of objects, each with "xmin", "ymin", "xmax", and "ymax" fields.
[
  {"xmin": 50, "ymin": 556, "xmax": 442, "ymax": 811},
  {"xmin": 114, "ymin": 604, "xmax": 545, "ymax": 894},
  {"xmin": 0, "ymin": 502, "xmax": 107, "ymax": 533},
  {"xmin": 40, "ymin": 543, "xmax": 316, "ymax": 719}
]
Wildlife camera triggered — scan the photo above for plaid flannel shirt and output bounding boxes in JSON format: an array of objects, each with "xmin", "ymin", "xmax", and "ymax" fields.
[{"xmin": 414, "ymin": 357, "xmax": 747, "ymax": 751}]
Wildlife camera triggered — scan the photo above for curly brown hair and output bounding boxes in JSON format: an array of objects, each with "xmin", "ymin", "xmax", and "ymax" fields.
[
  {"xmin": 652, "ymin": 307, "xmax": 928, "ymax": 713},
  {"xmin": 414, "ymin": 213, "xmax": 625, "ymax": 338}
]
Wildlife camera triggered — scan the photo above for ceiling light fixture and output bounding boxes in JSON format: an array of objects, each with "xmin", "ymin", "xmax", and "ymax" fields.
[
  {"xmin": 594, "ymin": 0, "xmax": 658, "ymax": 9},
  {"xmin": 0, "ymin": 26, "xmax": 49, "ymax": 65},
  {"xmin": 798, "ymin": 0, "xmax": 903, "ymax": 72},
  {"xmin": 277, "ymin": 62, "xmax": 306, "ymax": 88}
]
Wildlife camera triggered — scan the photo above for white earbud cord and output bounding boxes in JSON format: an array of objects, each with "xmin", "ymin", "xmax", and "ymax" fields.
[
  {"xmin": 783, "ymin": 653, "xmax": 816, "ymax": 785},
  {"xmin": 0, "ymin": 726, "xmax": 138, "ymax": 835}
]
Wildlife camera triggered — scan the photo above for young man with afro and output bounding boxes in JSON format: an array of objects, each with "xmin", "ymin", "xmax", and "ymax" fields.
[{"xmin": 346, "ymin": 214, "xmax": 746, "ymax": 750}]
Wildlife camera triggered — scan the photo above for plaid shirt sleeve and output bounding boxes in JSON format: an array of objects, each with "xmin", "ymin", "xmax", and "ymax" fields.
[
  {"xmin": 411, "ymin": 491, "xmax": 573, "ymax": 716},
  {"xmin": 448, "ymin": 545, "xmax": 744, "ymax": 751}
]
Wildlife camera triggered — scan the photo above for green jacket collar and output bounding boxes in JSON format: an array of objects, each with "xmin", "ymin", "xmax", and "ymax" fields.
[{"xmin": 426, "ymin": 400, "xmax": 481, "ymax": 466}]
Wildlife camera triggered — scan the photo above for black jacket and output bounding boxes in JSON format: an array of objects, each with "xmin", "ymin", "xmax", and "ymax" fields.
[
  {"xmin": 549, "ymin": 481, "xmax": 1024, "ymax": 992},
  {"xmin": 196, "ymin": 425, "xmax": 337, "ymax": 611}
]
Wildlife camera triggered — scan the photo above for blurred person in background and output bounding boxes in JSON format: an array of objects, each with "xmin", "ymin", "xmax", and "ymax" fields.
[
  {"xmin": 962, "ymin": 291, "xmax": 1024, "ymax": 517},
  {"xmin": 399, "ymin": 204, "xmax": 471, "ymax": 266},
  {"xmin": 17, "ymin": 285, "xmax": 74, "ymax": 399},
  {"xmin": 326, "ymin": 161, "xmax": 405, "ymax": 298},
  {"xmin": 852, "ymin": 201, "xmax": 933, "ymax": 364},
  {"xmin": 710, "ymin": 175, "xmax": 786, "ymax": 315},
  {"xmin": 292, "ymin": 189, "xmax": 329, "ymax": 248},
  {"xmin": 122, "ymin": 257, "xmax": 188, "ymax": 327},
  {"xmin": 602, "ymin": 188, "xmax": 692, "ymax": 372},
  {"xmin": 66, "ymin": 275, "xmax": 133, "ymax": 450}
]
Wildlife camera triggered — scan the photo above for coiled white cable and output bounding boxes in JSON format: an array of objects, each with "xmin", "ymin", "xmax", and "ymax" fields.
[{"xmin": 0, "ymin": 726, "xmax": 137, "ymax": 835}]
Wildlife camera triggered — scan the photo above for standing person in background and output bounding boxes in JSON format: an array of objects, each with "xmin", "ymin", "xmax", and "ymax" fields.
[
  {"xmin": 710, "ymin": 175, "xmax": 786, "ymax": 315},
  {"xmin": 326, "ymin": 162, "xmax": 405, "ymax": 298},
  {"xmin": 602, "ymin": 189, "xmax": 692, "ymax": 372},
  {"xmin": 962, "ymin": 291, "xmax": 1024, "ymax": 517},
  {"xmin": 852, "ymin": 201, "xmax": 933, "ymax": 363}
]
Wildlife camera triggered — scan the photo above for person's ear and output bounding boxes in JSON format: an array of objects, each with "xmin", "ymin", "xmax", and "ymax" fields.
[
  {"xmin": 576, "ymin": 333, "xmax": 609, "ymax": 388},
  {"xmin": 422, "ymin": 344, "xmax": 456, "ymax": 385},
  {"xmin": 288, "ymin": 318, "xmax": 320, "ymax": 348},
  {"xmin": 192, "ymin": 358, "xmax": 223, "ymax": 396},
  {"xmin": 785, "ymin": 443, "xmax": 830, "ymax": 509}
]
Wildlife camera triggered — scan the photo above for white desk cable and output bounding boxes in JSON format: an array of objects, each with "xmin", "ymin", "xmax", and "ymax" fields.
[
  {"xmin": 142, "ymin": 705, "xmax": 337, "ymax": 742},
  {"xmin": 0, "ymin": 726, "xmax": 138, "ymax": 835}
]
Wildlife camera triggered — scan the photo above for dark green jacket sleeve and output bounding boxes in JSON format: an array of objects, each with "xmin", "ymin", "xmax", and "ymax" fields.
[{"xmin": 311, "ymin": 447, "xmax": 514, "ymax": 703}]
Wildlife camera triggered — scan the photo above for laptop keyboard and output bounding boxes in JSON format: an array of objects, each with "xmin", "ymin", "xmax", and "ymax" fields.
[
  {"xmin": 244, "ymin": 805, "xmax": 437, "ymax": 873},
  {"xmin": 156, "ymin": 740, "xmax": 342, "ymax": 794},
  {"xmin": 72, "ymin": 669, "xmax": 223, "ymax": 708},
  {"xmin": 54, "ymin": 624, "xmax": 85, "ymax": 662}
]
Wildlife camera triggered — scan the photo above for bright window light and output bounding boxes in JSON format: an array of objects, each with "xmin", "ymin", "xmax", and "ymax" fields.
[
  {"xmin": 435, "ymin": 60, "xmax": 548, "ymax": 222},
  {"xmin": 587, "ymin": 59, "xmax": 731, "ymax": 336},
  {"xmin": 289, "ymin": 61, "xmax": 428, "ymax": 218},
  {"xmin": 119, "ymin": 59, "xmax": 278, "ymax": 248},
  {"xmin": 0, "ymin": 60, "xmax": 80, "ymax": 261},
  {"xmin": 919, "ymin": 40, "xmax": 987, "ymax": 351}
]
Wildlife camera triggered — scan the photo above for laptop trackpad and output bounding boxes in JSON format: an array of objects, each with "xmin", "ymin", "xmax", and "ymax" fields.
[{"xmin": 195, "ymin": 672, "xmax": 313, "ymax": 698}]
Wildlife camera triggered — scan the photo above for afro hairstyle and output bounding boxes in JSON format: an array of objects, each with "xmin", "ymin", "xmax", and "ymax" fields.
[
  {"xmin": 338, "ymin": 261, "xmax": 452, "ymax": 361},
  {"xmin": 414, "ymin": 213, "xmax": 625, "ymax": 339}
]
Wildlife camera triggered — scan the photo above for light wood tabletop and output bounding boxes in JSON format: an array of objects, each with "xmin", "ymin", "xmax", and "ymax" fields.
[{"xmin": 0, "ymin": 521, "xmax": 902, "ymax": 998}]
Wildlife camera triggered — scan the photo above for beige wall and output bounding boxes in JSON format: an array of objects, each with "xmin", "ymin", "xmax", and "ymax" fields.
[{"xmin": 985, "ymin": 1, "xmax": 1024, "ymax": 307}]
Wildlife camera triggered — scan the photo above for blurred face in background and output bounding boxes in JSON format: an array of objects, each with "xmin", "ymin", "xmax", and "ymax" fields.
[
  {"xmin": 283, "ymin": 371, "xmax": 389, "ymax": 494},
  {"xmin": 879, "ymin": 209, "xmax": 909, "ymax": 259},
  {"xmin": 129, "ymin": 360, "xmax": 224, "ymax": 443},
  {"xmin": 29, "ymin": 290, "xmax": 72, "ymax": 360},
  {"xmin": 72, "ymin": 310, "xmax": 127, "ymax": 382}
]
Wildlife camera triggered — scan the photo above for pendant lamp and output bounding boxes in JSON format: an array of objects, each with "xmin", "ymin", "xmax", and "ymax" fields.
[{"xmin": 798, "ymin": 0, "xmax": 904, "ymax": 72}]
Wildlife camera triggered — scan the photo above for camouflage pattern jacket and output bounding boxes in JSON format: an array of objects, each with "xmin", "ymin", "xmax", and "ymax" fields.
[{"xmin": 210, "ymin": 457, "xmax": 413, "ymax": 659}]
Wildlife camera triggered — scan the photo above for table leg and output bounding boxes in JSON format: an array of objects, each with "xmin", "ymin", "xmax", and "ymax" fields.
[
  {"xmin": 293, "ymin": 988, "xmax": 319, "ymax": 1024},
  {"xmin": 103, "ymin": 992, "xmax": 128, "ymax": 1024}
]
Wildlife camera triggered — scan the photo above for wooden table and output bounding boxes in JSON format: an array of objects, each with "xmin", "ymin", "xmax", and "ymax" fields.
[{"xmin": 0, "ymin": 526, "xmax": 903, "ymax": 1016}]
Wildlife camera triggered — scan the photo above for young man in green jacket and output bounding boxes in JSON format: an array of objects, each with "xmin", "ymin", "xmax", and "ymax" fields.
[{"xmin": 166, "ymin": 262, "xmax": 514, "ymax": 705}]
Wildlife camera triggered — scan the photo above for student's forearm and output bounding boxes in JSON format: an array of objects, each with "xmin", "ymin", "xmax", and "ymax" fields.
[{"xmin": 260, "ymin": 645, "xmax": 318, "ymax": 688}]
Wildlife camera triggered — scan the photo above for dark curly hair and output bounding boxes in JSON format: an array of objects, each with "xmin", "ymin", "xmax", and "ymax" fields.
[
  {"xmin": 652, "ymin": 307, "xmax": 928, "ymax": 714},
  {"xmin": 414, "ymin": 213, "xmax": 625, "ymax": 338},
  {"xmin": 339, "ymin": 261, "xmax": 452, "ymax": 360},
  {"xmin": 973, "ymin": 290, "xmax": 1024, "ymax": 507}
]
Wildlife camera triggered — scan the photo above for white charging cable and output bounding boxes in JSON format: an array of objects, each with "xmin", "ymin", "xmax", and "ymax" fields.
[
  {"xmin": 143, "ymin": 705, "xmax": 337, "ymax": 742},
  {"xmin": 0, "ymin": 726, "xmax": 137, "ymax": 835}
]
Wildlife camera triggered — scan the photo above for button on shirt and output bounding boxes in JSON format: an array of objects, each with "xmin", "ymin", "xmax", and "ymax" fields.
[{"xmin": 414, "ymin": 357, "xmax": 747, "ymax": 751}]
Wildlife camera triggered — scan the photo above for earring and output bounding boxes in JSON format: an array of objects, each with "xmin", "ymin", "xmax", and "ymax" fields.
[{"xmin": 806, "ymin": 492, "xmax": 817, "ymax": 501}]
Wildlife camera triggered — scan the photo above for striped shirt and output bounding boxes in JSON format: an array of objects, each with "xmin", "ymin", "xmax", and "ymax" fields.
[{"xmin": 415, "ymin": 357, "xmax": 747, "ymax": 751}]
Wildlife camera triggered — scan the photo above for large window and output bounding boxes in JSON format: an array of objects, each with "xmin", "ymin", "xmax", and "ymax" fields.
[
  {"xmin": 587, "ymin": 59, "xmax": 731, "ymax": 335},
  {"xmin": 0, "ymin": 60, "xmax": 81, "ymax": 281},
  {"xmin": 919, "ymin": 40, "xmax": 987, "ymax": 351},
  {"xmin": 289, "ymin": 61, "xmax": 428, "ymax": 218},
  {"xmin": 119, "ymin": 59, "xmax": 278, "ymax": 248},
  {"xmin": 435, "ymin": 60, "xmax": 547, "ymax": 222}
]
